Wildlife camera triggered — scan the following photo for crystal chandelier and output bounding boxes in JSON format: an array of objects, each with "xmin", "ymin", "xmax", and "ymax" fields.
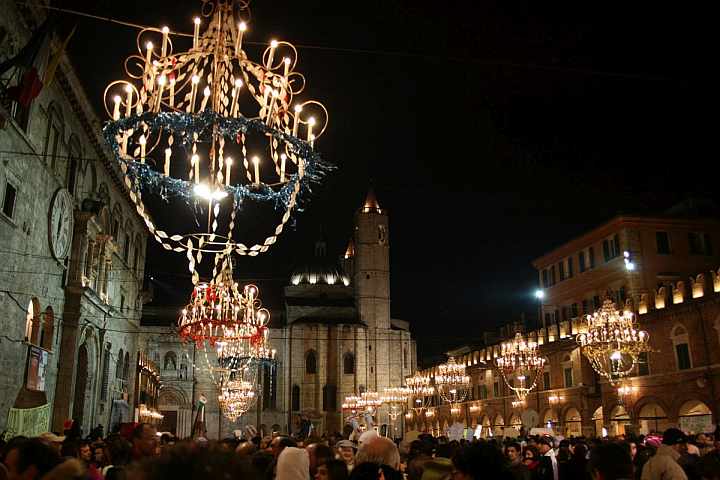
[
  {"xmin": 577, "ymin": 299, "xmax": 651, "ymax": 385},
  {"xmin": 434, "ymin": 357, "xmax": 471, "ymax": 406},
  {"xmin": 495, "ymin": 332, "xmax": 545, "ymax": 402},
  {"xmin": 218, "ymin": 379, "xmax": 256, "ymax": 422},
  {"xmin": 381, "ymin": 387, "xmax": 411, "ymax": 421}
]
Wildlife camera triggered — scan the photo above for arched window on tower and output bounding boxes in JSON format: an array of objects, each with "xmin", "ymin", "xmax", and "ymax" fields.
[
  {"xmin": 343, "ymin": 352, "xmax": 355, "ymax": 374},
  {"xmin": 306, "ymin": 350, "xmax": 317, "ymax": 374},
  {"xmin": 292, "ymin": 385, "xmax": 300, "ymax": 411}
]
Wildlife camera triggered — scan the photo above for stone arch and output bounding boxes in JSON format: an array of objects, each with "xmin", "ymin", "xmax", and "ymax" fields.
[
  {"xmin": 25, "ymin": 297, "xmax": 41, "ymax": 344},
  {"xmin": 678, "ymin": 400, "xmax": 713, "ymax": 434},
  {"xmin": 542, "ymin": 408, "xmax": 559, "ymax": 429},
  {"xmin": 563, "ymin": 406, "xmax": 582, "ymax": 437},
  {"xmin": 66, "ymin": 134, "xmax": 82, "ymax": 195},
  {"xmin": 609, "ymin": 404, "xmax": 631, "ymax": 437},
  {"xmin": 509, "ymin": 413, "xmax": 522, "ymax": 428},
  {"xmin": 74, "ymin": 326, "xmax": 99, "ymax": 432},
  {"xmin": 637, "ymin": 401, "xmax": 669, "ymax": 435},
  {"xmin": 158, "ymin": 385, "xmax": 190, "ymax": 409},
  {"xmin": 493, "ymin": 413, "xmax": 505, "ymax": 437},
  {"xmin": 97, "ymin": 182, "xmax": 111, "ymax": 209}
]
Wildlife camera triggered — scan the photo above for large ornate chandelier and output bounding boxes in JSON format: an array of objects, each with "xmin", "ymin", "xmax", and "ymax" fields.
[
  {"xmin": 381, "ymin": 387, "xmax": 411, "ymax": 421},
  {"xmin": 178, "ymin": 260, "xmax": 266, "ymax": 346},
  {"xmin": 577, "ymin": 299, "xmax": 650, "ymax": 385},
  {"xmin": 434, "ymin": 357, "xmax": 471, "ymax": 406},
  {"xmin": 495, "ymin": 332, "xmax": 545, "ymax": 402},
  {"xmin": 102, "ymin": 0, "xmax": 332, "ymax": 283},
  {"xmin": 342, "ymin": 395, "xmax": 362, "ymax": 415}
]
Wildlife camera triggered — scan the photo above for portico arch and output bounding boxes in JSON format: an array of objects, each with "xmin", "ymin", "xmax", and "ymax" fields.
[{"xmin": 679, "ymin": 400, "xmax": 713, "ymax": 434}]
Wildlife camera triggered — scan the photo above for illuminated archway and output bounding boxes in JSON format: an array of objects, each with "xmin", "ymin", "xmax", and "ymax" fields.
[{"xmin": 679, "ymin": 400, "xmax": 713, "ymax": 434}]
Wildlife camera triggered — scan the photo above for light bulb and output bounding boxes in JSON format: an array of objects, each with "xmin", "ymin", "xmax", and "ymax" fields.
[
  {"xmin": 192, "ymin": 75, "xmax": 200, "ymax": 85},
  {"xmin": 162, "ymin": 26, "xmax": 170, "ymax": 34},
  {"xmin": 238, "ymin": 22, "xmax": 247, "ymax": 32},
  {"xmin": 270, "ymin": 39, "xmax": 278, "ymax": 48},
  {"xmin": 308, "ymin": 116, "xmax": 316, "ymax": 126},
  {"xmin": 194, "ymin": 17, "xmax": 201, "ymax": 25}
]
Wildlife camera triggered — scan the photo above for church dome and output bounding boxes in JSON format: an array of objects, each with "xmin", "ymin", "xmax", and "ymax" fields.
[{"xmin": 290, "ymin": 239, "xmax": 351, "ymax": 286}]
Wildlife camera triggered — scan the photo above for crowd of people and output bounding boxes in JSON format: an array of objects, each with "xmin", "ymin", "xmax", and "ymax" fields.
[{"xmin": 4, "ymin": 424, "xmax": 720, "ymax": 480}]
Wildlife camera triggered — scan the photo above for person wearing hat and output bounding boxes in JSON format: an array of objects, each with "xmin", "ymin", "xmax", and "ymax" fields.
[
  {"xmin": 537, "ymin": 436, "xmax": 558, "ymax": 480},
  {"xmin": 335, "ymin": 440, "xmax": 356, "ymax": 472},
  {"xmin": 640, "ymin": 428, "xmax": 688, "ymax": 480},
  {"xmin": 38, "ymin": 432, "xmax": 65, "ymax": 455}
]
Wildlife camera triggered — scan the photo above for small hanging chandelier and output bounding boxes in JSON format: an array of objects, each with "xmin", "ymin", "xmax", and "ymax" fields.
[
  {"xmin": 406, "ymin": 372, "xmax": 435, "ymax": 410},
  {"xmin": 434, "ymin": 357, "xmax": 471, "ymax": 406},
  {"xmin": 381, "ymin": 387, "xmax": 411, "ymax": 421},
  {"xmin": 577, "ymin": 299, "xmax": 651, "ymax": 385},
  {"xmin": 342, "ymin": 395, "xmax": 363, "ymax": 415},
  {"xmin": 359, "ymin": 391, "xmax": 383, "ymax": 415},
  {"xmin": 495, "ymin": 332, "xmax": 545, "ymax": 402},
  {"xmin": 218, "ymin": 379, "xmax": 256, "ymax": 422}
]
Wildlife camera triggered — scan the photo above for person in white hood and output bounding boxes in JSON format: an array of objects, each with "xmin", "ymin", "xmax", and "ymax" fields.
[{"xmin": 277, "ymin": 447, "xmax": 310, "ymax": 480}]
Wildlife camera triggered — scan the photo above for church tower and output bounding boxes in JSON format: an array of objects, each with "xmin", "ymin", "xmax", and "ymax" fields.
[
  {"xmin": 353, "ymin": 187, "xmax": 391, "ymax": 393},
  {"xmin": 353, "ymin": 187, "xmax": 391, "ymax": 330}
]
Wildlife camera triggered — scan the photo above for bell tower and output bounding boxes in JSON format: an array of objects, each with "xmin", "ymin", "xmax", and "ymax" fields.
[{"xmin": 353, "ymin": 187, "xmax": 390, "ymax": 330}]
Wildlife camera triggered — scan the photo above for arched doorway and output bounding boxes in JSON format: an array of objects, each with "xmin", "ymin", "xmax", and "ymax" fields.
[
  {"xmin": 72, "ymin": 343, "xmax": 88, "ymax": 430},
  {"xmin": 609, "ymin": 405, "xmax": 630, "ymax": 437},
  {"xmin": 481, "ymin": 416, "xmax": 491, "ymax": 438},
  {"xmin": 564, "ymin": 408, "xmax": 582, "ymax": 437},
  {"xmin": 493, "ymin": 414, "xmax": 504, "ymax": 437},
  {"xmin": 679, "ymin": 400, "xmax": 713, "ymax": 434},
  {"xmin": 592, "ymin": 407, "xmax": 604, "ymax": 437},
  {"xmin": 543, "ymin": 408, "xmax": 559, "ymax": 432},
  {"xmin": 638, "ymin": 403, "xmax": 669, "ymax": 435}
]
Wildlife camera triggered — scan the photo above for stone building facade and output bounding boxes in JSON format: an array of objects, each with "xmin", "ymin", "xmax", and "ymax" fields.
[
  {"xmin": 413, "ymin": 213, "xmax": 720, "ymax": 439},
  {"xmin": 0, "ymin": 1, "xmax": 147, "ymax": 436},
  {"xmin": 141, "ymin": 190, "xmax": 417, "ymax": 439}
]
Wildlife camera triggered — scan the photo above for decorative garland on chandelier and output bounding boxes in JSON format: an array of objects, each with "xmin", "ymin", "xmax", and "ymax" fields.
[{"xmin": 101, "ymin": 0, "xmax": 333, "ymax": 278}]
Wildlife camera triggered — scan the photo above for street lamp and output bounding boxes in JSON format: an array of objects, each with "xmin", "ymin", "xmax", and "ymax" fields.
[{"xmin": 535, "ymin": 290, "xmax": 545, "ymax": 300}]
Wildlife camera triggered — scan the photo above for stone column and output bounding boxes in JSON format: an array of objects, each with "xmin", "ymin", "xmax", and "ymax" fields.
[{"xmin": 51, "ymin": 212, "xmax": 93, "ymax": 431}]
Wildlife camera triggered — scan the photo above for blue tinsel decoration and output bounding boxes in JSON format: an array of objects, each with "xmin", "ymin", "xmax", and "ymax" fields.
[{"xmin": 102, "ymin": 111, "xmax": 335, "ymax": 215}]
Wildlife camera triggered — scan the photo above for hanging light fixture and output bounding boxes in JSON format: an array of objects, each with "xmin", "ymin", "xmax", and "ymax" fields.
[
  {"xmin": 495, "ymin": 332, "xmax": 545, "ymax": 402},
  {"xmin": 102, "ymin": 0, "xmax": 333, "ymax": 281},
  {"xmin": 359, "ymin": 391, "xmax": 383, "ymax": 415},
  {"xmin": 405, "ymin": 372, "xmax": 435, "ymax": 416},
  {"xmin": 577, "ymin": 299, "xmax": 651, "ymax": 385},
  {"xmin": 381, "ymin": 387, "xmax": 411, "ymax": 421},
  {"xmin": 434, "ymin": 357, "xmax": 471, "ymax": 406},
  {"xmin": 342, "ymin": 395, "xmax": 363, "ymax": 415},
  {"xmin": 218, "ymin": 378, "xmax": 256, "ymax": 422}
]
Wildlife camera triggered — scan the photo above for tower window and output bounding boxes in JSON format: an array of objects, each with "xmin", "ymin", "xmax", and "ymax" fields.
[
  {"xmin": 2, "ymin": 181, "xmax": 17, "ymax": 219},
  {"xmin": 378, "ymin": 225, "xmax": 387, "ymax": 244}
]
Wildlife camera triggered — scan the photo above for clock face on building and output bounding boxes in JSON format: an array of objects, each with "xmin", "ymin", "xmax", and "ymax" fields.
[{"xmin": 48, "ymin": 188, "xmax": 74, "ymax": 261}]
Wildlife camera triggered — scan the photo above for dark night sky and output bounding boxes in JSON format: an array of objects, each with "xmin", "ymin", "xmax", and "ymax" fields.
[{"xmin": 56, "ymin": 0, "xmax": 713, "ymax": 363}]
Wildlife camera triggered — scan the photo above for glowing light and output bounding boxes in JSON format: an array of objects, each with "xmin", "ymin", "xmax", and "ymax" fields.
[{"xmin": 535, "ymin": 289, "xmax": 544, "ymax": 299}]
